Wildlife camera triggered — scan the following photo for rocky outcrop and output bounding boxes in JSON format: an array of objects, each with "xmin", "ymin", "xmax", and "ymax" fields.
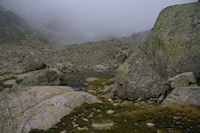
[
  {"xmin": 116, "ymin": 3, "xmax": 200, "ymax": 100},
  {"xmin": 22, "ymin": 59, "xmax": 46, "ymax": 72},
  {"xmin": 163, "ymin": 87, "xmax": 200, "ymax": 106},
  {"xmin": 21, "ymin": 70, "xmax": 60, "ymax": 86},
  {"xmin": 168, "ymin": 72, "xmax": 197, "ymax": 89},
  {"xmin": 0, "ymin": 86, "xmax": 100, "ymax": 133}
]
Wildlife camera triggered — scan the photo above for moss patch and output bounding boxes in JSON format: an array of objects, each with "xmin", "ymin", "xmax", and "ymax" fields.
[{"xmin": 29, "ymin": 103, "xmax": 200, "ymax": 133}]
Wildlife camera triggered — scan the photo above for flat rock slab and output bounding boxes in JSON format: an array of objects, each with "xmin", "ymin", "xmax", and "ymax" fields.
[
  {"xmin": 163, "ymin": 87, "xmax": 200, "ymax": 106},
  {"xmin": 0, "ymin": 86, "xmax": 100, "ymax": 133}
]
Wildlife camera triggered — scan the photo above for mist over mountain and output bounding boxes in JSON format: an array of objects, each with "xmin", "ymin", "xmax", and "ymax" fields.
[{"xmin": 0, "ymin": 0, "xmax": 197, "ymax": 45}]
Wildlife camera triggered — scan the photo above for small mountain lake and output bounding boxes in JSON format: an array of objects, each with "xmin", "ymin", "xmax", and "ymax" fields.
[{"xmin": 62, "ymin": 83, "xmax": 89, "ymax": 92}]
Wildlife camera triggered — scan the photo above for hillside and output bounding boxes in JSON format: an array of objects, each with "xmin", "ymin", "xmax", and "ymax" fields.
[{"xmin": 0, "ymin": 5, "xmax": 29, "ymax": 44}]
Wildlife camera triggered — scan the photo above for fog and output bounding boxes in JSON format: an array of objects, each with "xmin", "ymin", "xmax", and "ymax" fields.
[{"xmin": 0, "ymin": 0, "xmax": 197, "ymax": 44}]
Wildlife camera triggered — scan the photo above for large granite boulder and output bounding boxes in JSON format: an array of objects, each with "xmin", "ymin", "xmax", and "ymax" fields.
[
  {"xmin": 21, "ymin": 70, "xmax": 60, "ymax": 86},
  {"xmin": 0, "ymin": 86, "xmax": 100, "ymax": 133},
  {"xmin": 116, "ymin": 3, "xmax": 200, "ymax": 100},
  {"xmin": 163, "ymin": 87, "xmax": 200, "ymax": 106}
]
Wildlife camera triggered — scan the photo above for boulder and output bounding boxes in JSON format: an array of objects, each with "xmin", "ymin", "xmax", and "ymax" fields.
[
  {"xmin": 21, "ymin": 70, "xmax": 60, "ymax": 86},
  {"xmin": 22, "ymin": 59, "xmax": 46, "ymax": 72},
  {"xmin": 168, "ymin": 72, "xmax": 197, "ymax": 88},
  {"xmin": 0, "ymin": 86, "xmax": 100, "ymax": 133},
  {"xmin": 116, "ymin": 3, "xmax": 200, "ymax": 100},
  {"xmin": 162, "ymin": 87, "xmax": 200, "ymax": 106}
]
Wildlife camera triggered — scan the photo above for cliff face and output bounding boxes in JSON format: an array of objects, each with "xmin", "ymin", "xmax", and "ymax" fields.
[
  {"xmin": 0, "ymin": 5, "xmax": 31, "ymax": 45},
  {"xmin": 116, "ymin": 2, "xmax": 200, "ymax": 100}
]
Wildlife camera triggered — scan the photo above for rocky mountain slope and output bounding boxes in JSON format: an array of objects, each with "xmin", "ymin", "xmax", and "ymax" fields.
[
  {"xmin": 116, "ymin": 2, "xmax": 200, "ymax": 100},
  {"xmin": 0, "ymin": 39, "xmax": 134, "ymax": 91},
  {"xmin": 0, "ymin": 3, "xmax": 149, "ymax": 87},
  {"xmin": 0, "ymin": 5, "xmax": 30, "ymax": 44},
  {"xmin": 0, "ymin": 4, "xmax": 148, "ymax": 90},
  {"xmin": 119, "ymin": 30, "xmax": 149, "ymax": 48},
  {"xmin": 0, "ymin": 2, "xmax": 200, "ymax": 133}
]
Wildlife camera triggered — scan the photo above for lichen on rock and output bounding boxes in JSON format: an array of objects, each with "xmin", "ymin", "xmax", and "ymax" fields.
[{"xmin": 116, "ymin": 2, "xmax": 200, "ymax": 100}]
